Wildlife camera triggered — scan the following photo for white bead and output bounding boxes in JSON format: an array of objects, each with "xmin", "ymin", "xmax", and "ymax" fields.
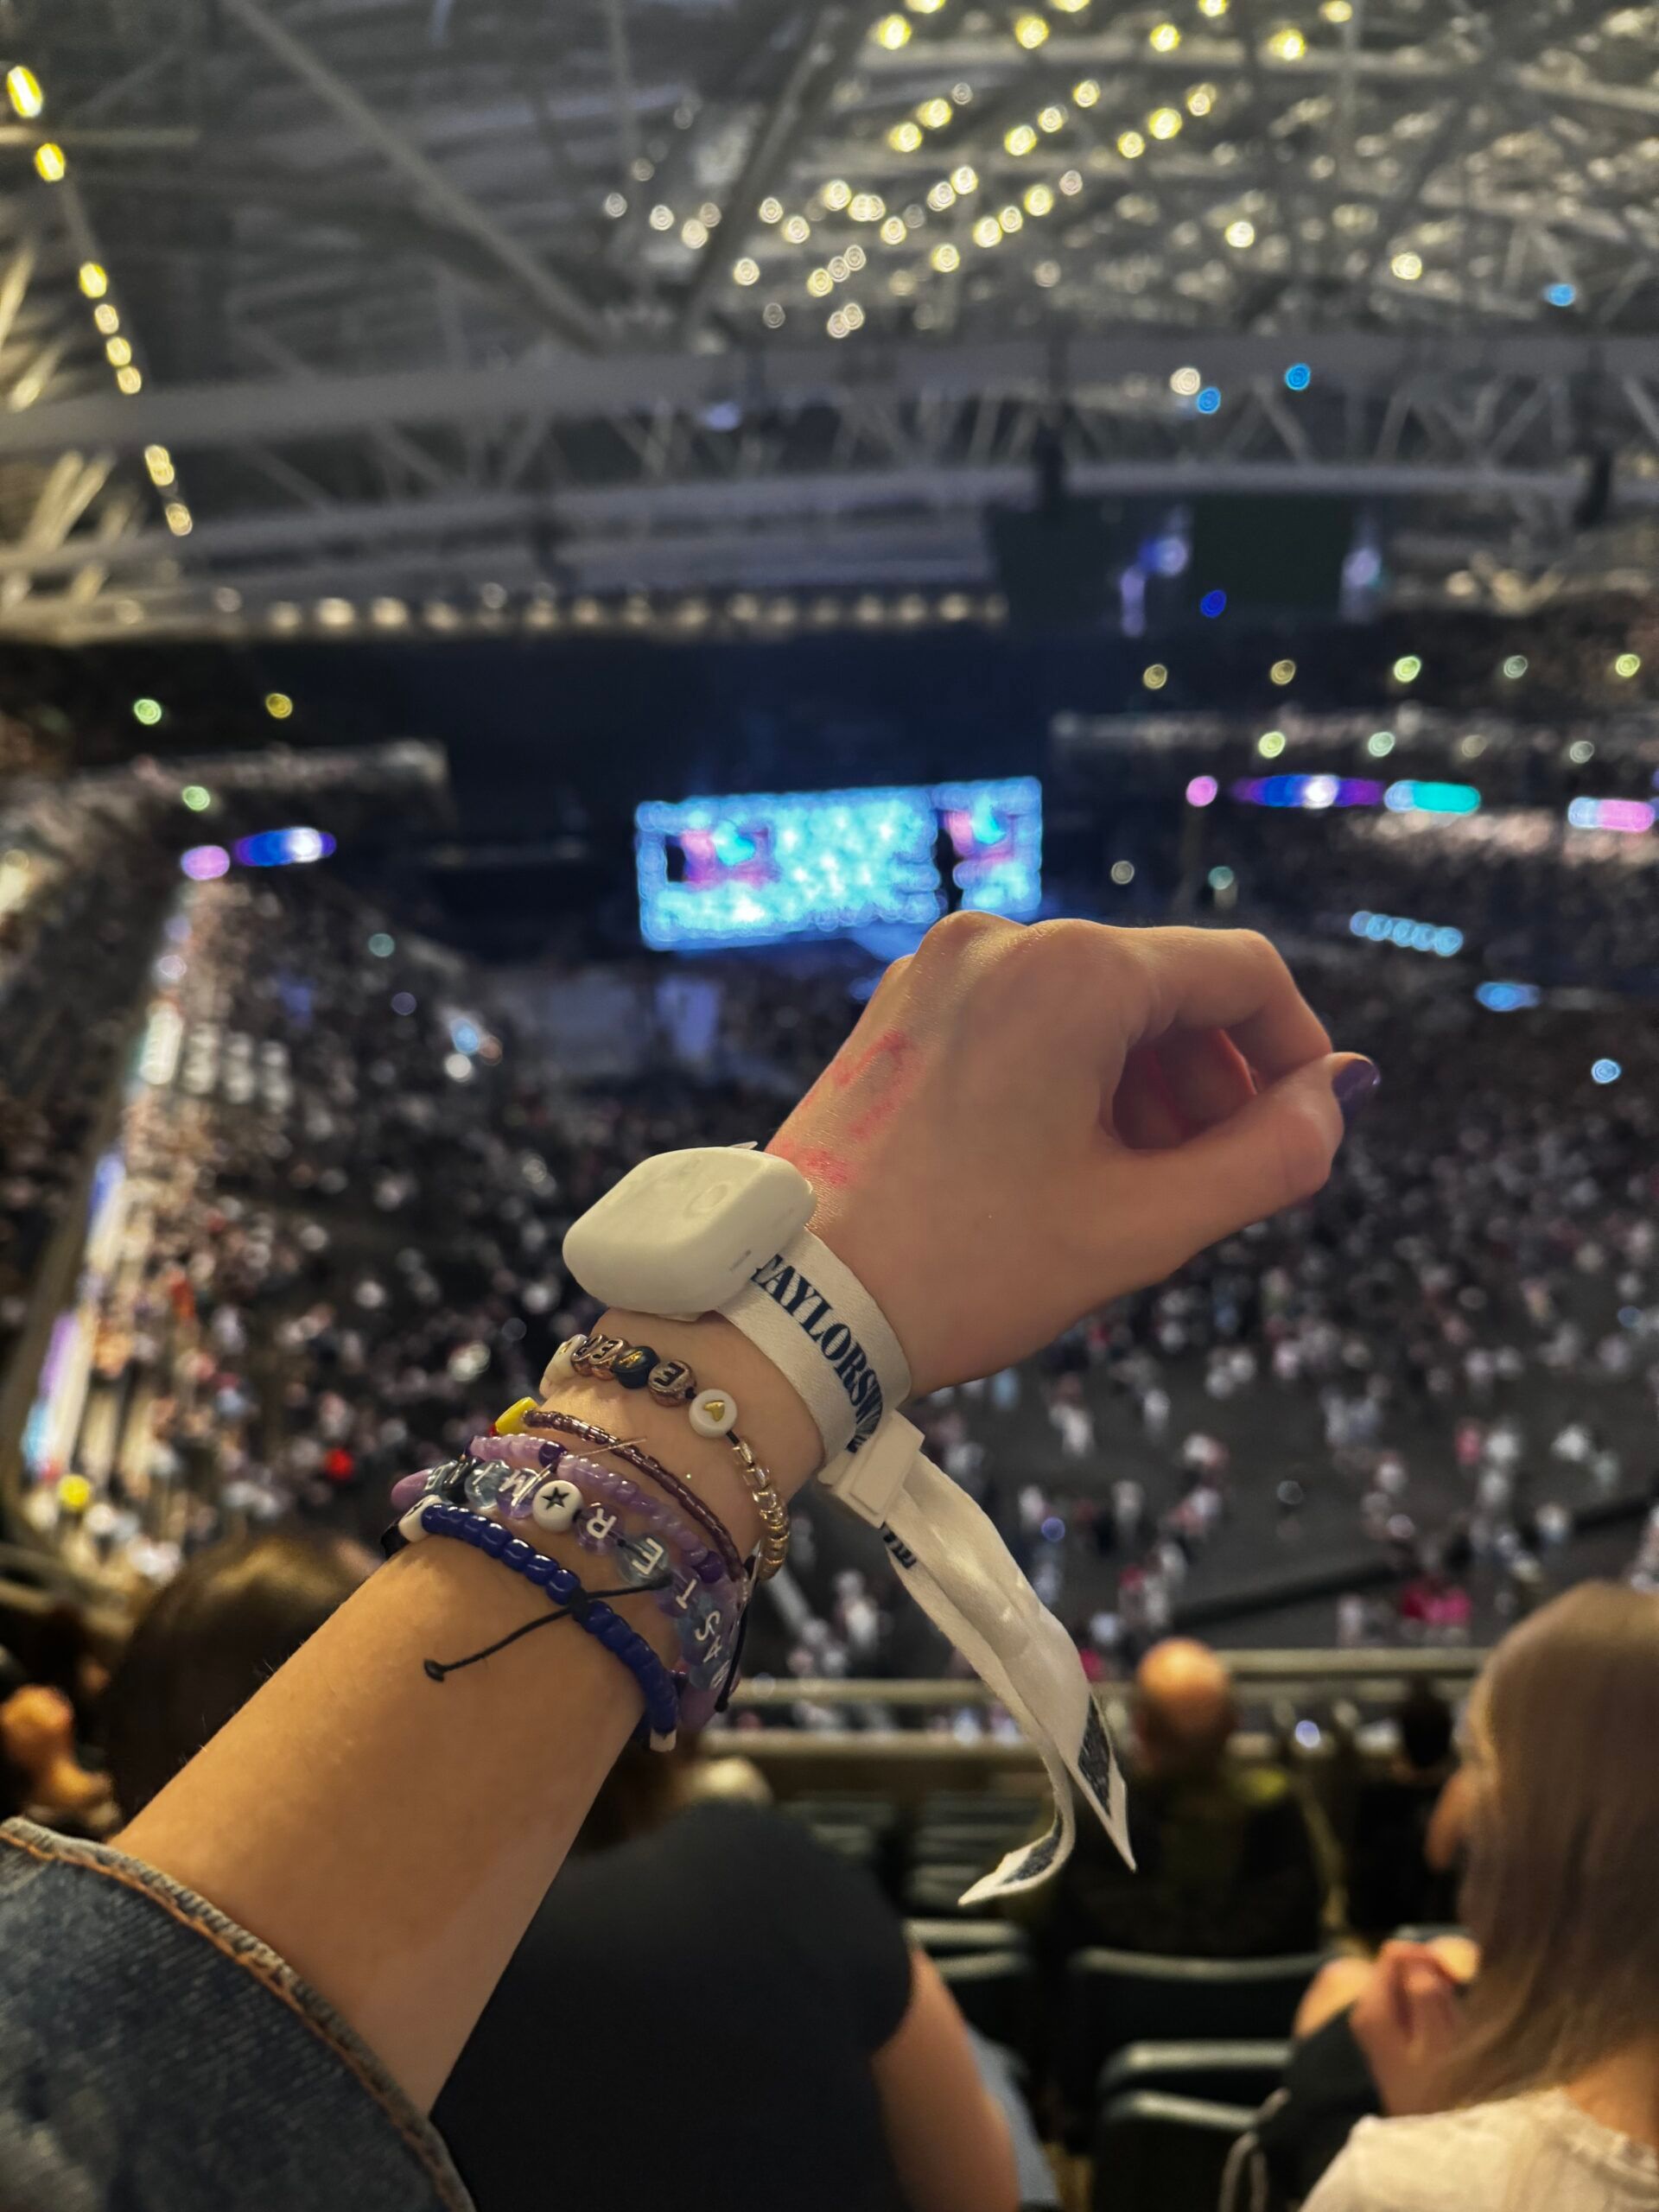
[
  {"xmin": 399, "ymin": 1500, "xmax": 437, "ymax": 1543},
  {"xmin": 531, "ymin": 1478, "xmax": 584, "ymax": 1534},
  {"xmin": 689, "ymin": 1389, "xmax": 738, "ymax": 1438},
  {"xmin": 539, "ymin": 1336, "xmax": 583, "ymax": 1395}
]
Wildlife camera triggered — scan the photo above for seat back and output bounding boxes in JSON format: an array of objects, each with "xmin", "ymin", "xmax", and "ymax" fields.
[
  {"xmin": 1099, "ymin": 2039, "xmax": 1291, "ymax": 2111},
  {"xmin": 1059, "ymin": 1950, "xmax": 1327, "ymax": 2131},
  {"xmin": 1090, "ymin": 2089, "xmax": 1257, "ymax": 2212},
  {"xmin": 933, "ymin": 1948, "xmax": 1036, "ymax": 2054}
]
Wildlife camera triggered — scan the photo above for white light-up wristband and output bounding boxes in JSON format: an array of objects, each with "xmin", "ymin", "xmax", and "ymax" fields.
[{"xmin": 562, "ymin": 1145, "xmax": 1132, "ymax": 1895}]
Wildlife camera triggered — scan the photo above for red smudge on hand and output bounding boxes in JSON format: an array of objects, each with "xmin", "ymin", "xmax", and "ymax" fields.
[{"xmin": 833, "ymin": 1028, "xmax": 916, "ymax": 1142}]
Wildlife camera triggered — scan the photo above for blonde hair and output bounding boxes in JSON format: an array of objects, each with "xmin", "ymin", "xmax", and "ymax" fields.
[{"xmin": 1439, "ymin": 1581, "xmax": 1659, "ymax": 2107}]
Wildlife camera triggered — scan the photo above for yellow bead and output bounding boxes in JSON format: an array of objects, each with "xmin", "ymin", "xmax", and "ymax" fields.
[{"xmin": 494, "ymin": 1395, "xmax": 539, "ymax": 1436}]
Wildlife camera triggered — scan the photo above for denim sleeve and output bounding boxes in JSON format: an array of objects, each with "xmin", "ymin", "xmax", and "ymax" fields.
[{"xmin": 0, "ymin": 1819, "xmax": 474, "ymax": 2212}]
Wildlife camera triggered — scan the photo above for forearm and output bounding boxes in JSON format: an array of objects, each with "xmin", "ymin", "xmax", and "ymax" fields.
[{"xmin": 118, "ymin": 1308, "xmax": 819, "ymax": 2110}]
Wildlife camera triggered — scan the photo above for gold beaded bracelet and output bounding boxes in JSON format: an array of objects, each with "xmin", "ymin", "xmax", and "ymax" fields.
[{"xmin": 547, "ymin": 1332, "xmax": 791, "ymax": 1581}]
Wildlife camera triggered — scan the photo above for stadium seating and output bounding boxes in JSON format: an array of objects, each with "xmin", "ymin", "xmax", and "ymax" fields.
[{"xmin": 1090, "ymin": 2088, "xmax": 1261, "ymax": 2212}]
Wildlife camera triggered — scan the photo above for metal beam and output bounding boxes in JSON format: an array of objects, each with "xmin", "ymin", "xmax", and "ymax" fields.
[
  {"xmin": 218, "ymin": 0, "xmax": 607, "ymax": 352},
  {"xmin": 3, "ymin": 333, "xmax": 1659, "ymax": 461},
  {"xmin": 677, "ymin": 2, "xmax": 861, "ymax": 346},
  {"xmin": 15, "ymin": 450, "xmax": 1657, "ymax": 590}
]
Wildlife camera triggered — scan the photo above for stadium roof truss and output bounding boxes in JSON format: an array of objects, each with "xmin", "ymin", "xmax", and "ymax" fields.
[{"xmin": 3, "ymin": 0, "xmax": 1659, "ymax": 641}]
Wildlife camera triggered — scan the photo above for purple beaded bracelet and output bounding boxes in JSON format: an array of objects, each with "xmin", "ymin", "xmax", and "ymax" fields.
[{"xmin": 391, "ymin": 1446, "xmax": 742, "ymax": 1724}]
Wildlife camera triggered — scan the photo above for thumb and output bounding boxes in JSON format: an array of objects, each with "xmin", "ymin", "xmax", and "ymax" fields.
[{"xmin": 1126, "ymin": 1052, "xmax": 1378, "ymax": 1269}]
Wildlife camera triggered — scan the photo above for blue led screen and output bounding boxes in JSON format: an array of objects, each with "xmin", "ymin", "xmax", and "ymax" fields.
[{"xmin": 635, "ymin": 779, "xmax": 1042, "ymax": 950}]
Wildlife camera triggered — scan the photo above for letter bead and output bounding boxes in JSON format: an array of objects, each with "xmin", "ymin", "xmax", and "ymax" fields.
[{"xmin": 647, "ymin": 1358, "xmax": 697, "ymax": 1404}]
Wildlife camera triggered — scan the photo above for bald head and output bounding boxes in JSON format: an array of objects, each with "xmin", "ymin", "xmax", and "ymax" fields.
[{"xmin": 1135, "ymin": 1638, "xmax": 1236, "ymax": 1777}]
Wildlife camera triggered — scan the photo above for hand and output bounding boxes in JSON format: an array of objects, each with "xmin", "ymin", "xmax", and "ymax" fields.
[
  {"xmin": 1349, "ymin": 1941, "xmax": 1465, "ymax": 2115},
  {"xmin": 770, "ymin": 914, "xmax": 1375, "ymax": 1395}
]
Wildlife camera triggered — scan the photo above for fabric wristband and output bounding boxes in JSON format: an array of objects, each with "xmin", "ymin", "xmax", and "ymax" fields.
[{"xmin": 720, "ymin": 1229, "xmax": 912, "ymax": 1465}]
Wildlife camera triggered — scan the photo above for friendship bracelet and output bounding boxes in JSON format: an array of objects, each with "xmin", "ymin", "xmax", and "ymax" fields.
[
  {"xmin": 396, "ymin": 1499, "xmax": 683, "ymax": 1748},
  {"xmin": 518, "ymin": 1406, "xmax": 747, "ymax": 1587},
  {"xmin": 556, "ymin": 1332, "xmax": 791, "ymax": 1582},
  {"xmin": 390, "ymin": 1449, "xmax": 741, "ymax": 1717}
]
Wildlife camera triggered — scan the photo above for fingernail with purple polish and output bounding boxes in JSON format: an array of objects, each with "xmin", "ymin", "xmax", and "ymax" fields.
[{"xmin": 1332, "ymin": 1058, "xmax": 1381, "ymax": 1127}]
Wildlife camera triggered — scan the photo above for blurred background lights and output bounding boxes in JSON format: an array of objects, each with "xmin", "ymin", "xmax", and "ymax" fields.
[
  {"xmin": 1142, "ymin": 664, "xmax": 1168, "ymax": 690},
  {"xmin": 1257, "ymin": 729, "xmax": 1287, "ymax": 758},
  {"xmin": 1269, "ymin": 658, "xmax": 1296, "ymax": 684},
  {"xmin": 1207, "ymin": 865, "xmax": 1236, "ymax": 889},
  {"xmin": 1224, "ymin": 219, "xmax": 1255, "ymax": 249},
  {"xmin": 1283, "ymin": 362, "xmax": 1311, "ymax": 391},
  {"xmin": 1592, "ymin": 1059, "xmax": 1622, "ymax": 1084},
  {"xmin": 1503, "ymin": 655, "xmax": 1529, "ymax": 678},
  {"xmin": 7, "ymin": 64, "xmax": 43, "ymax": 117},
  {"xmin": 1014, "ymin": 13, "xmax": 1050, "ymax": 48},
  {"xmin": 180, "ymin": 845, "xmax": 230, "ymax": 881},
  {"xmin": 1186, "ymin": 775, "xmax": 1218, "ymax": 807},
  {"xmin": 180, "ymin": 785, "xmax": 212, "ymax": 812},
  {"xmin": 391, "ymin": 992, "xmax": 416, "ymax": 1017},
  {"xmin": 1170, "ymin": 365, "xmax": 1202, "ymax": 396},
  {"xmin": 367, "ymin": 931, "xmax": 396, "ymax": 957},
  {"xmin": 1567, "ymin": 739, "xmax": 1596, "ymax": 765},
  {"xmin": 33, "ymin": 143, "xmax": 65, "ymax": 183},
  {"xmin": 1475, "ymin": 982, "xmax": 1541, "ymax": 1013},
  {"xmin": 1393, "ymin": 654, "xmax": 1422, "ymax": 682},
  {"xmin": 1367, "ymin": 730, "xmax": 1395, "ymax": 756},
  {"xmin": 264, "ymin": 691, "xmax": 294, "ymax": 719},
  {"xmin": 1200, "ymin": 587, "xmax": 1227, "ymax": 615},
  {"xmin": 1390, "ymin": 250, "xmax": 1423, "ymax": 281},
  {"xmin": 132, "ymin": 697, "xmax": 162, "ymax": 726},
  {"xmin": 1109, "ymin": 859, "xmax": 1136, "ymax": 884},
  {"xmin": 443, "ymin": 1052, "xmax": 474, "ymax": 1083},
  {"xmin": 1545, "ymin": 281, "xmax": 1577, "ymax": 307},
  {"xmin": 1196, "ymin": 385, "xmax": 1222, "ymax": 413},
  {"xmin": 1614, "ymin": 652, "xmax": 1641, "ymax": 678}
]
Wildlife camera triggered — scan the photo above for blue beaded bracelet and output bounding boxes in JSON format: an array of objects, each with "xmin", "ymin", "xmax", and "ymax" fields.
[{"xmin": 406, "ymin": 1500, "xmax": 683, "ymax": 1749}]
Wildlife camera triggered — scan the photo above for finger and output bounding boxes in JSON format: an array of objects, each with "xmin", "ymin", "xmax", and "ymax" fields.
[
  {"xmin": 1110, "ymin": 1052, "xmax": 1375, "ymax": 1272},
  {"xmin": 1112, "ymin": 1042, "xmax": 1189, "ymax": 1150},
  {"xmin": 1152, "ymin": 1027, "xmax": 1256, "ymax": 1133},
  {"xmin": 1129, "ymin": 928, "xmax": 1333, "ymax": 1081}
]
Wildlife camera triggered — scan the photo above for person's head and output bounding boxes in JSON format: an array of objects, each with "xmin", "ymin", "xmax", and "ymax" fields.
[
  {"xmin": 1133, "ymin": 1637, "xmax": 1236, "ymax": 1780},
  {"xmin": 1441, "ymin": 1583, "xmax": 1659, "ymax": 2104},
  {"xmin": 1396, "ymin": 1683, "xmax": 1455, "ymax": 1776},
  {"xmin": 104, "ymin": 1530, "xmax": 372, "ymax": 1819},
  {"xmin": 0, "ymin": 1683, "xmax": 78, "ymax": 1783}
]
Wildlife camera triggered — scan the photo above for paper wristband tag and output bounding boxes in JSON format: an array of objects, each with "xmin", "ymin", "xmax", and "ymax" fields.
[{"xmin": 722, "ymin": 1230, "xmax": 912, "ymax": 1465}]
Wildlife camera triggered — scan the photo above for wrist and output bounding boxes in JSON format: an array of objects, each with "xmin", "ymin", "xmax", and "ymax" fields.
[{"xmin": 544, "ymin": 1310, "xmax": 822, "ymax": 1552}]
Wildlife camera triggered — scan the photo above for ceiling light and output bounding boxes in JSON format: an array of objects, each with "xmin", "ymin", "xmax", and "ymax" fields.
[
  {"xmin": 952, "ymin": 163, "xmax": 978, "ymax": 191},
  {"xmin": 823, "ymin": 177, "xmax": 852, "ymax": 209},
  {"xmin": 1072, "ymin": 78, "xmax": 1100, "ymax": 105},
  {"xmin": 808, "ymin": 266, "xmax": 834, "ymax": 296},
  {"xmin": 1014, "ymin": 13, "xmax": 1050, "ymax": 48},
  {"xmin": 648, "ymin": 204, "xmax": 673, "ymax": 230},
  {"xmin": 1039, "ymin": 105, "xmax": 1066, "ymax": 131},
  {"xmin": 972, "ymin": 214, "xmax": 1003, "ymax": 246},
  {"xmin": 880, "ymin": 213, "xmax": 908, "ymax": 242},
  {"xmin": 734, "ymin": 257, "xmax": 760, "ymax": 283},
  {"xmin": 1025, "ymin": 182, "xmax": 1054, "ymax": 214},
  {"xmin": 1149, "ymin": 21, "xmax": 1181, "ymax": 49},
  {"xmin": 1148, "ymin": 106, "xmax": 1182, "ymax": 137},
  {"xmin": 850, "ymin": 192, "xmax": 886, "ymax": 219},
  {"xmin": 1187, "ymin": 83, "xmax": 1217, "ymax": 114},
  {"xmin": 927, "ymin": 180, "xmax": 956, "ymax": 209},
  {"xmin": 680, "ymin": 217, "xmax": 708, "ymax": 247},
  {"xmin": 372, "ymin": 597, "xmax": 410, "ymax": 627},
  {"xmin": 1225, "ymin": 217, "xmax": 1255, "ymax": 246},
  {"xmin": 931, "ymin": 241, "xmax": 961, "ymax": 270},
  {"xmin": 1266, "ymin": 24, "xmax": 1306, "ymax": 58},
  {"xmin": 999, "ymin": 204, "xmax": 1023, "ymax": 230},
  {"xmin": 783, "ymin": 213, "xmax": 810, "ymax": 242},
  {"xmin": 889, "ymin": 119, "xmax": 924, "ymax": 149},
  {"xmin": 870, "ymin": 13, "xmax": 912, "ymax": 47},
  {"xmin": 78, "ymin": 261, "xmax": 108, "ymax": 298},
  {"xmin": 1005, "ymin": 124, "xmax": 1038, "ymax": 154},
  {"xmin": 1058, "ymin": 168, "xmax": 1083, "ymax": 193},
  {"xmin": 1118, "ymin": 130, "xmax": 1147, "ymax": 158},
  {"xmin": 33, "ymin": 142, "xmax": 65, "ymax": 182},
  {"xmin": 1390, "ymin": 249, "xmax": 1423, "ymax": 280},
  {"xmin": 6, "ymin": 65, "xmax": 42, "ymax": 118},
  {"xmin": 759, "ymin": 196, "xmax": 784, "ymax": 222},
  {"xmin": 918, "ymin": 97, "xmax": 952, "ymax": 127}
]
